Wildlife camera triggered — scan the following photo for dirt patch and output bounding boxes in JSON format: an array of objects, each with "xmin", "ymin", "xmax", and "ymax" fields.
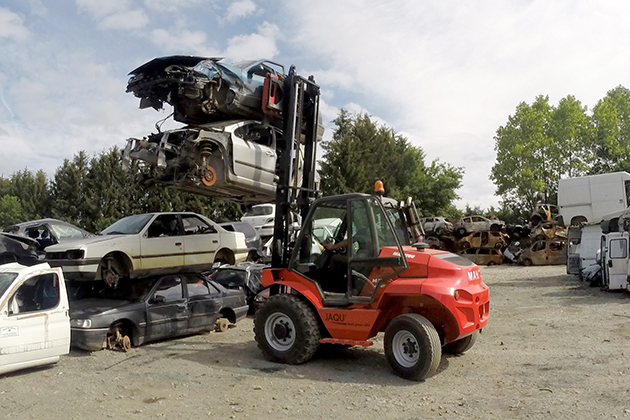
[{"xmin": 2, "ymin": 266, "xmax": 630, "ymax": 419}]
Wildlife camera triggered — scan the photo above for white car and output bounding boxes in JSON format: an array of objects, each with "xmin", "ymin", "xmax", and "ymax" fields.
[
  {"xmin": 241, "ymin": 204, "xmax": 276, "ymax": 237},
  {"xmin": 0, "ymin": 263, "xmax": 70, "ymax": 375},
  {"xmin": 45, "ymin": 212, "xmax": 248, "ymax": 286}
]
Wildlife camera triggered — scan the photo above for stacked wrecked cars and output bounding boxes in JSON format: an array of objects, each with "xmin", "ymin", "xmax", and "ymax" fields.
[
  {"xmin": 123, "ymin": 56, "xmax": 318, "ymax": 204},
  {"xmin": 421, "ymin": 206, "xmax": 567, "ymax": 266}
]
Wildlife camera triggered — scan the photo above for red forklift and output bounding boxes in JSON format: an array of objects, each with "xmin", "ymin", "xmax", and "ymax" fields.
[{"xmin": 254, "ymin": 68, "xmax": 489, "ymax": 380}]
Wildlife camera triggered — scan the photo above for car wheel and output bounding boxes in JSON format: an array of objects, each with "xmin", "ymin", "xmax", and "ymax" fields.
[
  {"xmin": 215, "ymin": 318, "xmax": 230, "ymax": 332},
  {"xmin": 522, "ymin": 258, "xmax": 532, "ymax": 266},
  {"xmin": 254, "ymin": 294, "xmax": 321, "ymax": 365},
  {"xmin": 100, "ymin": 256, "xmax": 126, "ymax": 287},
  {"xmin": 487, "ymin": 261, "xmax": 496, "ymax": 266},
  {"xmin": 384, "ymin": 314, "xmax": 441, "ymax": 381},
  {"xmin": 434, "ymin": 227, "xmax": 444, "ymax": 236},
  {"xmin": 457, "ymin": 228, "xmax": 467, "ymax": 237},
  {"xmin": 459, "ymin": 241, "xmax": 470, "ymax": 251},
  {"xmin": 442, "ymin": 331, "xmax": 478, "ymax": 355},
  {"xmin": 494, "ymin": 242, "xmax": 503, "ymax": 249}
]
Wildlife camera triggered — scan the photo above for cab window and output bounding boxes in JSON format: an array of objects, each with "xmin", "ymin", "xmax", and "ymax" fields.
[{"xmin": 8, "ymin": 273, "xmax": 60, "ymax": 315}]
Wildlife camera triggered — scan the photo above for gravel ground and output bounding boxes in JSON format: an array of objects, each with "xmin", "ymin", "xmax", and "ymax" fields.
[{"xmin": 2, "ymin": 265, "xmax": 630, "ymax": 419}]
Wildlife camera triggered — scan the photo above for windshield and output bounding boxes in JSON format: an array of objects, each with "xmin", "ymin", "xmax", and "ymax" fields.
[
  {"xmin": 50, "ymin": 223, "xmax": 87, "ymax": 240},
  {"xmin": 243, "ymin": 206, "xmax": 273, "ymax": 217},
  {"xmin": 0, "ymin": 273, "xmax": 18, "ymax": 297},
  {"xmin": 213, "ymin": 269, "xmax": 247, "ymax": 288},
  {"xmin": 101, "ymin": 214, "xmax": 154, "ymax": 235}
]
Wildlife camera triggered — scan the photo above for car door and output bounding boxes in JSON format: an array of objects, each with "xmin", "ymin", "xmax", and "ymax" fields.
[
  {"xmin": 606, "ymin": 233, "xmax": 628, "ymax": 290},
  {"xmin": 181, "ymin": 214, "xmax": 220, "ymax": 269},
  {"xmin": 231, "ymin": 124, "xmax": 277, "ymax": 188},
  {"xmin": 146, "ymin": 275, "xmax": 188, "ymax": 341},
  {"xmin": 0, "ymin": 268, "xmax": 70, "ymax": 375},
  {"xmin": 184, "ymin": 275, "xmax": 220, "ymax": 331},
  {"xmin": 139, "ymin": 214, "xmax": 184, "ymax": 270}
]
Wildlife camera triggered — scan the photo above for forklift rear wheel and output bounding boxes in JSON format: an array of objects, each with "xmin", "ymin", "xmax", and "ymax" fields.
[
  {"xmin": 442, "ymin": 331, "xmax": 478, "ymax": 355},
  {"xmin": 384, "ymin": 314, "xmax": 441, "ymax": 381},
  {"xmin": 254, "ymin": 294, "xmax": 321, "ymax": 365}
]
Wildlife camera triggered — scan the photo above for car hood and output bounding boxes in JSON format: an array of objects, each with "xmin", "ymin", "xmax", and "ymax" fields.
[
  {"xmin": 46, "ymin": 234, "xmax": 129, "ymax": 251},
  {"xmin": 70, "ymin": 298, "xmax": 140, "ymax": 317}
]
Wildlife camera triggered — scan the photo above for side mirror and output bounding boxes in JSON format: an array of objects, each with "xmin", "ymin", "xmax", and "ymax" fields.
[{"xmin": 151, "ymin": 294, "xmax": 166, "ymax": 304}]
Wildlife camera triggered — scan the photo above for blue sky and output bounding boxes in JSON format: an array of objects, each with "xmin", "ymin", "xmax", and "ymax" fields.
[{"xmin": 1, "ymin": 0, "xmax": 630, "ymax": 210}]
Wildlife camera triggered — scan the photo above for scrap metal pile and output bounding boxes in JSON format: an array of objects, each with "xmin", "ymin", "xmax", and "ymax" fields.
[{"xmin": 422, "ymin": 204, "xmax": 567, "ymax": 266}]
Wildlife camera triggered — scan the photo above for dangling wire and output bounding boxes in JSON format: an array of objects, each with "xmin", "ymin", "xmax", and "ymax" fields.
[{"xmin": 155, "ymin": 111, "xmax": 174, "ymax": 133}]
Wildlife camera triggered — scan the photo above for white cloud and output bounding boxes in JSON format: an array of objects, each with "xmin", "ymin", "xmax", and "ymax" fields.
[
  {"xmin": 224, "ymin": 22, "xmax": 280, "ymax": 61},
  {"xmin": 75, "ymin": 0, "xmax": 148, "ymax": 31},
  {"xmin": 143, "ymin": 0, "xmax": 205, "ymax": 13},
  {"xmin": 226, "ymin": 0, "xmax": 256, "ymax": 21},
  {"xmin": 148, "ymin": 28, "xmax": 215, "ymax": 55},
  {"xmin": 0, "ymin": 7, "xmax": 30, "ymax": 41},
  {"xmin": 99, "ymin": 9, "xmax": 149, "ymax": 31}
]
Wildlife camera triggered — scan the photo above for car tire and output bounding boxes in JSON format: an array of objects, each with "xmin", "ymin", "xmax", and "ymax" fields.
[
  {"xmin": 522, "ymin": 258, "xmax": 532, "ymax": 266},
  {"xmin": 384, "ymin": 314, "xmax": 441, "ymax": 381},
  {"xmin": 215, "ymin": 318, "xmax": 230, "ymax": 332},
  {"xmin": 254, "ymin": 294, "xmax": 321, "ymax": 365},
  {"xmin": 457, "ymin": 228, "xmax": 467, "ymax": 237},
  {"xmin": 442, "ymin": 331, "xmax": 478, "ymax": 355},
  {"xmin": 434, "ymin": 227, "xmax": 444, "ymax": 236}
]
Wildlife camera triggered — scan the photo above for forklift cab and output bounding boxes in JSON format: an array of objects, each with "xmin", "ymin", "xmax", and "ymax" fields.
[{"xmin": 289, "ymin": 194, "xmax": 408, "ymax": 306}]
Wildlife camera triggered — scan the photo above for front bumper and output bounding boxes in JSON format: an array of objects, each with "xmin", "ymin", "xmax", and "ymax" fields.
[
  {"xmin": 71, "ymin": 327, "xmax": 109, "ymax": 351},
  {"xmin": 46, "ymin": 259, "xmax": 99, "ymax": 281}
]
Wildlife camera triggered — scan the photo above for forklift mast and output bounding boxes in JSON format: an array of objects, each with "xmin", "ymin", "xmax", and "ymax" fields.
[{"xmin": 271, "ymin": 66, "xmax": 321, "ymax": 268}]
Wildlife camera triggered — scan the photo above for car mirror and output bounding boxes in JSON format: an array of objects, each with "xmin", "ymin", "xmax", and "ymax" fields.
[{"xmin": 151, "ymin": 294, "xmax": 166, "ymax": 304}]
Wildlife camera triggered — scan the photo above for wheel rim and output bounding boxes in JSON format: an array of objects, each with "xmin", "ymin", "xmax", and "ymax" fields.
[
  {"xmin": 392, "ymin": 330, "xmax": 419, "ymax": 368},
  {"xmin": 264, "ymin": 312, "xmax": 295, "ymax": 352}
]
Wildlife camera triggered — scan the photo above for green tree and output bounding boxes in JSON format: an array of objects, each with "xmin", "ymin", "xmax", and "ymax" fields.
[
  {"xmin": 590, "ymin": 86, "xmax": 630, "ymax": 173},
  {"xmin": 490, "ymin": 95, "xmax": 591, "ymax": 210},
  {"xmin": 50, "ymin": 151, "xmax": 91, "ymax": 229},
  {"xmin": 0, "ymin": 195, "xmax": 24, "ymax": 227},
  {"xmin": 319, "ymin": 110, "xmax": 463, "ymax": 216},
  {"xmin": 2, "ymin": 169, "xmax": 51, "ymax": 220}
]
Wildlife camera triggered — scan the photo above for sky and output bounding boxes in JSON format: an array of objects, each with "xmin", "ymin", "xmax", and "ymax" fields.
[{"xmin": 0, "ymin": 0, "xmax": 629, "ymax": 211}]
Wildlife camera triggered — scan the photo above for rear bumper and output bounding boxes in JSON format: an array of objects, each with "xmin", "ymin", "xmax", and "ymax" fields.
[{"xmin": 71, "ymin": 327, "xmax": 108, "ymax": 351}]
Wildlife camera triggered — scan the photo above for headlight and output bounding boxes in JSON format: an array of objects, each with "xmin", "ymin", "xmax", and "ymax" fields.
[
  {"xmin": 70, "ymin": 318, "xmax": 92, "ymax": 328},
  {"xmin": 66, "ymin": 249, "xmax": 85, "ymax": 260}
]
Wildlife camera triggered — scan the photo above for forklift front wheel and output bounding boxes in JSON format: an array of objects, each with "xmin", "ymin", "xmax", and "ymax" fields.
[
  {"xmin": 384, "ymin": 314, "xmax": 441, "ymax": 381},
  {"xmin": 254, "ymin": 294, "xmax": 321, "ymax": 365}
]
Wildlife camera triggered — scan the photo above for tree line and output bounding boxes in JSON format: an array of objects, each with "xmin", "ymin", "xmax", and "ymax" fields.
[
  {"xmin": 0, "ymin": 110, "xmax": 464, "ymax": 232},
  {"xmin": 491, "ymin": 85, "xmax": 630, "ymax": 219}
]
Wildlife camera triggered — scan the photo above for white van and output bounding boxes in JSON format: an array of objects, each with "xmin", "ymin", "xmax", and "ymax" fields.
[
  {"xmin": 558, "ymin": 172, "xmax": 630, "ymax": 226},
  {"xmin": 0, "ymin": 263, "xmax": 70, "ymax": 375}
]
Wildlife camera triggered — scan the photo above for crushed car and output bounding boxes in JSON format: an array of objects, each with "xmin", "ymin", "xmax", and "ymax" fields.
[
  {"xmin": 69, "ymin": 273, "xmax": 248, "ymax": 351},
  {"xmin": 421, "ymin": 216, "xmax": 453, "ymax": 236},
  {"xmin": 122, "ymin": 120, "xmax": 283, "ymax": 204},
  {"xmin": 126, "ymin": 56, "xmax": 286, "ymax": 127},
  {"xmin": 518, "ymin": 239, "xmax": 567, "ymax": 266},
  {"xmin": 459, "ymin": 248, "xmax": 504, "ymax": 266},
  {"xmin": 0, "ymin": 233, "xmax": 41, "ymax": 265},
  {"xmin": 0, "ymin": 263, "xmax": 70, "ymax": 375},
  {"xmin": 210, "ymin": 262, "xmax": 267, "ymax": 313},
  {"xmin": 458, "ymin": 231, "xmax": 509, "ymax": 251},
  {"xmin": 455, "ymin": 215, "xmax": 505, "ymax": 237},
  {"xmin": 45, "ymin": 212, "xmax": 248, "ymax": 287},
  {"xmin": 3, "ymin": 218, "xmax": 93, "ymax": 250}
]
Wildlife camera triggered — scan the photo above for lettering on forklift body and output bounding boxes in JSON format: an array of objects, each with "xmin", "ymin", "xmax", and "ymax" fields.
[
  {"xmin": 468, "ymin": 270, "xmax": 481, "ymax": 281},
  {"xmin": 393, "ymin": 252, "xmax": 415, "ymax": 259},
  {"xmin": 325, "ymin": 313, "xmax": 345, "ymax": 322}
]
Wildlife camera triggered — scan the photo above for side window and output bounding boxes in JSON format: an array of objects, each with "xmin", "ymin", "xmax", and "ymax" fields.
[
  {"xmin": 8, "ymin": 273, "xmax": 60, "ymax": 315},
  {"xmin": 350, "ymin": 200, "xmax": 376, "ymax": 258},
  {"xmin": 147, "ymin": 215, "xmax": 181, "ymax": 238},
  {"xmin": 182, "ymin": 215, "xmax": 217, "ymax": 235},
  {"xmin": 532, "ymin": 241, "xmax": 546, "ymax": 252},
  {"xmin": 186, "ymin": 276, "xmax": 210, "ymax": 298},
  {"xmin": 153, "ymin": 276, "xmax": 183, "ymax": 302},
  {"xmin": 609, "ymin": 238, "xmax": 627, "ymax": 259}
]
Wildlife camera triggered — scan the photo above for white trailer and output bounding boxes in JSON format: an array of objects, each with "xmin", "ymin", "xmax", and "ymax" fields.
[{"xmin": 557, "ymin": 171, "xmax": 630, "ymax": 226}]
